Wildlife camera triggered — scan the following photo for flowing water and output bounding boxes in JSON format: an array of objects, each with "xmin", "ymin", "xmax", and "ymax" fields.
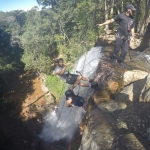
[{"xmin": 39, "ymin": 47, "xmax": 103, "ymax": 147}]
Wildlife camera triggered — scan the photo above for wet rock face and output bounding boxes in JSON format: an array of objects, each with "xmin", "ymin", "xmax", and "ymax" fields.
[
  {"xmin": 92, "ymin": 58, "xmax": 122, "ymax": 104},
  {"xmin": 79, "ymin": 65, "xmax": 150, "ymax": 149},
  {"xmin": 79, "ymin": 104, "xmax": 117, "ymax": 150}
]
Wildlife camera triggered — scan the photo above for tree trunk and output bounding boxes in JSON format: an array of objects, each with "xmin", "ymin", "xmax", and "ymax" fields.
[
  {"xmin": 121, "ymin": 1, "xmax": 123, "ymax": 12},
  {"xmin": 138, "ymin": 0, "xmax": 150, "ymax": 36},
  {"xmin": 110, "ymin": 0, "xmax": 114, "ymax": 15},
  {"xmin": 135, "ymin": 0, "xmax": 141, "ymax": 33},
  {"xmin": 104, "ymin": 0, "xmax": 109, "ymax": 30},
  {"xmin": 136, "ymin": 22, "xmax": 150, "ymax": 51}
]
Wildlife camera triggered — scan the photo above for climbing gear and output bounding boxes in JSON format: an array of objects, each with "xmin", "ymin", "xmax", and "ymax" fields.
[
  {"xmin": 65, "ymin": 89, "xmax": 75, "ymax": 97},
  {"xmin": 116, "ymin": 33, "xmax": 129, "ymax": 41}
]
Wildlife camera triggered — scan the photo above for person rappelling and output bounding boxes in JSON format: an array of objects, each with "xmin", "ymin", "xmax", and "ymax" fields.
[
  {"xmin": 97, "ymin": 4, "xmax": 136, "ymax": 67},
  {"xmin": 65, "ymin": 89, "xmax": 84, "ymax": 108},
  {"xmin": 55, "ymin": 58, "xmax": 98, "ymax": 90}
]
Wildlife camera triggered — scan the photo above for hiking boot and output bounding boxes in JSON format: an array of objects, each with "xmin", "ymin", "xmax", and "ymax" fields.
[
  {"xmin": 91, "ymin": 82, "xmax": 98, "ymax": 89},
  {"xmin": 119, "ymin": 62, "xmax": 126, "ymax": 68},
  {"xmin": 111, "ymin": 59, "xmax": 117, "ymax": 66}
]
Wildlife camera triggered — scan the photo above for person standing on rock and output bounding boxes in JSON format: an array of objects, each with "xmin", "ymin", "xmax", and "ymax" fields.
[
  {"xmin": 55, "ymin": 58, "xmax": 98, "ymax": 90},
  {"xmin": 97, "ymin": 4, "xmax": 136, "ymax": 67}
]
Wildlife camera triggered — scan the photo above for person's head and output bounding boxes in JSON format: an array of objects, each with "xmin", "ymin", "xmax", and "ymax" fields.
[
  {"xmin": 125, "ymin": 4, "xmax": 136, "ymax": 16},
  {"xmin": 57, "ymin": 58, "xmax": 64, "ymax": 67},
  {"xmin": 65, "ymin": 90, "xmax": 75, "ymax": 98}
]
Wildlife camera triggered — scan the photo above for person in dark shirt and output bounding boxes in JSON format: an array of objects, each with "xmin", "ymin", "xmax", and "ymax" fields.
[
  {"xmin": 97, "ymin": 4, "xmax": 136, "ymax": 67},
  {"xmin": 55, "ymin": 58, "xmax": 98, "ymax": 90},
  {"xmin": 65, "ymin": 89, "xmax": 84, "ymax": 108}
]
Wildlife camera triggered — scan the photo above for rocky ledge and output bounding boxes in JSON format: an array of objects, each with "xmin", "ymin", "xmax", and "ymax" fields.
[{"xmin": 79, "ymin": 46, "xmax": 150, "ymax": 150}]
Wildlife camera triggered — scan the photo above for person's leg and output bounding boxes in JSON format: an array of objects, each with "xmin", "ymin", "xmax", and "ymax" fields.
[
  {"xmin": 69, "ymin": 76, "xmax": 81, "ymax": 90},
  {"xmin": 79, "ymin": 82, "xmax": 89, "ymax": 87},
  {"xmin": 110, "ymin": 38, "xmax": 123, "ymax": 61},
  {"xmin": 120, "ymin": 40, "xmax": 129, "ymax": 62},
  {"xmin": 81, "ymin": 76, "xmax": 89, "ymax": 82},
  {"xmin": 68, "ymin": 75, "xmax": 98, "ymax": 90},
  {"xmin": 69, "ymin": 75, "xmax": 89, "ymax": 90}
]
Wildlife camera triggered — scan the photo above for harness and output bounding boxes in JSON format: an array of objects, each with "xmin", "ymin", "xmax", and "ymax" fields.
[{"xmin": 116, "ymin": 33, "xmax": 130, "ymax": 41}]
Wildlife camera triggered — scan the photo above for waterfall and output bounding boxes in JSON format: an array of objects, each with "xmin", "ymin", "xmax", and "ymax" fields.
[{"xmin": 39, "ymin": 46, "xmax": 103, "ymax": 146}]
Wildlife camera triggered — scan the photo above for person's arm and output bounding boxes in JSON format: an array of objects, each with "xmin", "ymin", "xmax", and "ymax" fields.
[
  {"xmin": 57, "ymin": 65, "xmax": 67, "ymax": 75},
  {"xmin": 57, "ymin": 63, "xmax": 70, "ymax": 75},
  {"xmin": 66, "ymin": 99, "xmax": 74, "ymax": 107},
  {"xmin": 96, "ymin": 18, "xmax": 115, "ymax": 27}
]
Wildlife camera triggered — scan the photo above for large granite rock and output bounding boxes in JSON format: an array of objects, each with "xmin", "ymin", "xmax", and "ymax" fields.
[
  {"xmin": 116, "ymin": 76, "xmax": 147, "ymax": 103},
  {"xmin": 123, "ymin": 70, "xmax": 148, "ymax": 86}
]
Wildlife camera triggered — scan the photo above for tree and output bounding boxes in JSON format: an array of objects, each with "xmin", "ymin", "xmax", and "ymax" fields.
[{"xmin": 20, "ymin": 9, "xmax": 59, "ymax": 73}]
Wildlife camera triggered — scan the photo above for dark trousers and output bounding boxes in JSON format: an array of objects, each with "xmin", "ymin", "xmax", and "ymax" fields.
[{"xmin": 111, "ymin": 37, "xmax": 129, "ymax": 62}]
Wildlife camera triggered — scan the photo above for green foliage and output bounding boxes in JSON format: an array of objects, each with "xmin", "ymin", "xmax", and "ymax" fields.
[
  {"xmin": 0, "ymin": 0, "xmax": 150, "ymax": 98},
  {"xmin": 45, "ymin": 75, "xmax": 66, "ymax": 101}
]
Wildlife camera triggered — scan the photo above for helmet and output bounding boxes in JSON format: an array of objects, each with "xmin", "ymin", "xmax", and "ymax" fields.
[
  {"xmin": 57, "ymin": 58, "xmax": 63, "ymax": 63},
  {"xmin": 65, "ymin": 90, "xmax": 75, "ymax": 97}
]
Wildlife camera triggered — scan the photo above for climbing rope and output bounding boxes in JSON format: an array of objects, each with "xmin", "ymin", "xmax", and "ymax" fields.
[{"xmin": 54, "ymin": 107, "xmax": 73, "ymax": 135}]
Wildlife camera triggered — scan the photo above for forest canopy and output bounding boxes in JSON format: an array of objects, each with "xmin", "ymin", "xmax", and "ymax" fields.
[{"xmin": 1, "ymin": 0, "xmax": 150, "ymax": 73}]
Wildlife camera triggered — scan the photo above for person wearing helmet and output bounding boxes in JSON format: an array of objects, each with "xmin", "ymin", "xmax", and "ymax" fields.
[
  {"xmin": 97, "ymin": 4, "xmax": 136, "ymax": 67},
  {"xmin": 55, "ymin": 58, "xmax": 98, "ymax": 90},
  {"xmin": 65, "ymin": 90, "xmax": 84, "ymax": 108}
]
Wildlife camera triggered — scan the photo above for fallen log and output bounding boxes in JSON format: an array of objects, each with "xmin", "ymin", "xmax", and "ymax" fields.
[{"xmin": 13, "ymin": 91, "xmax": 49, "ymax": 117}]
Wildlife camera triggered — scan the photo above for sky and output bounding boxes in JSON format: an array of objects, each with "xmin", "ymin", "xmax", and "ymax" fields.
[{"xmin": 0, "ymin": 0, "xmax": 41, "ymax": 12}]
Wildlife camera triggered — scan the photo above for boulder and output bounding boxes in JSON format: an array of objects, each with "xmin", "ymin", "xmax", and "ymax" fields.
[
  {"xmin": 139, "ymin": 74, "xmax": 150, "ymax": 102},
  {"xmin": 115, "ymin": 76, "xmax": 147, "ymax": 106},
  {"xmin": 123, "ymin": 70, "xmax": 148, "ymax": 86}
]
